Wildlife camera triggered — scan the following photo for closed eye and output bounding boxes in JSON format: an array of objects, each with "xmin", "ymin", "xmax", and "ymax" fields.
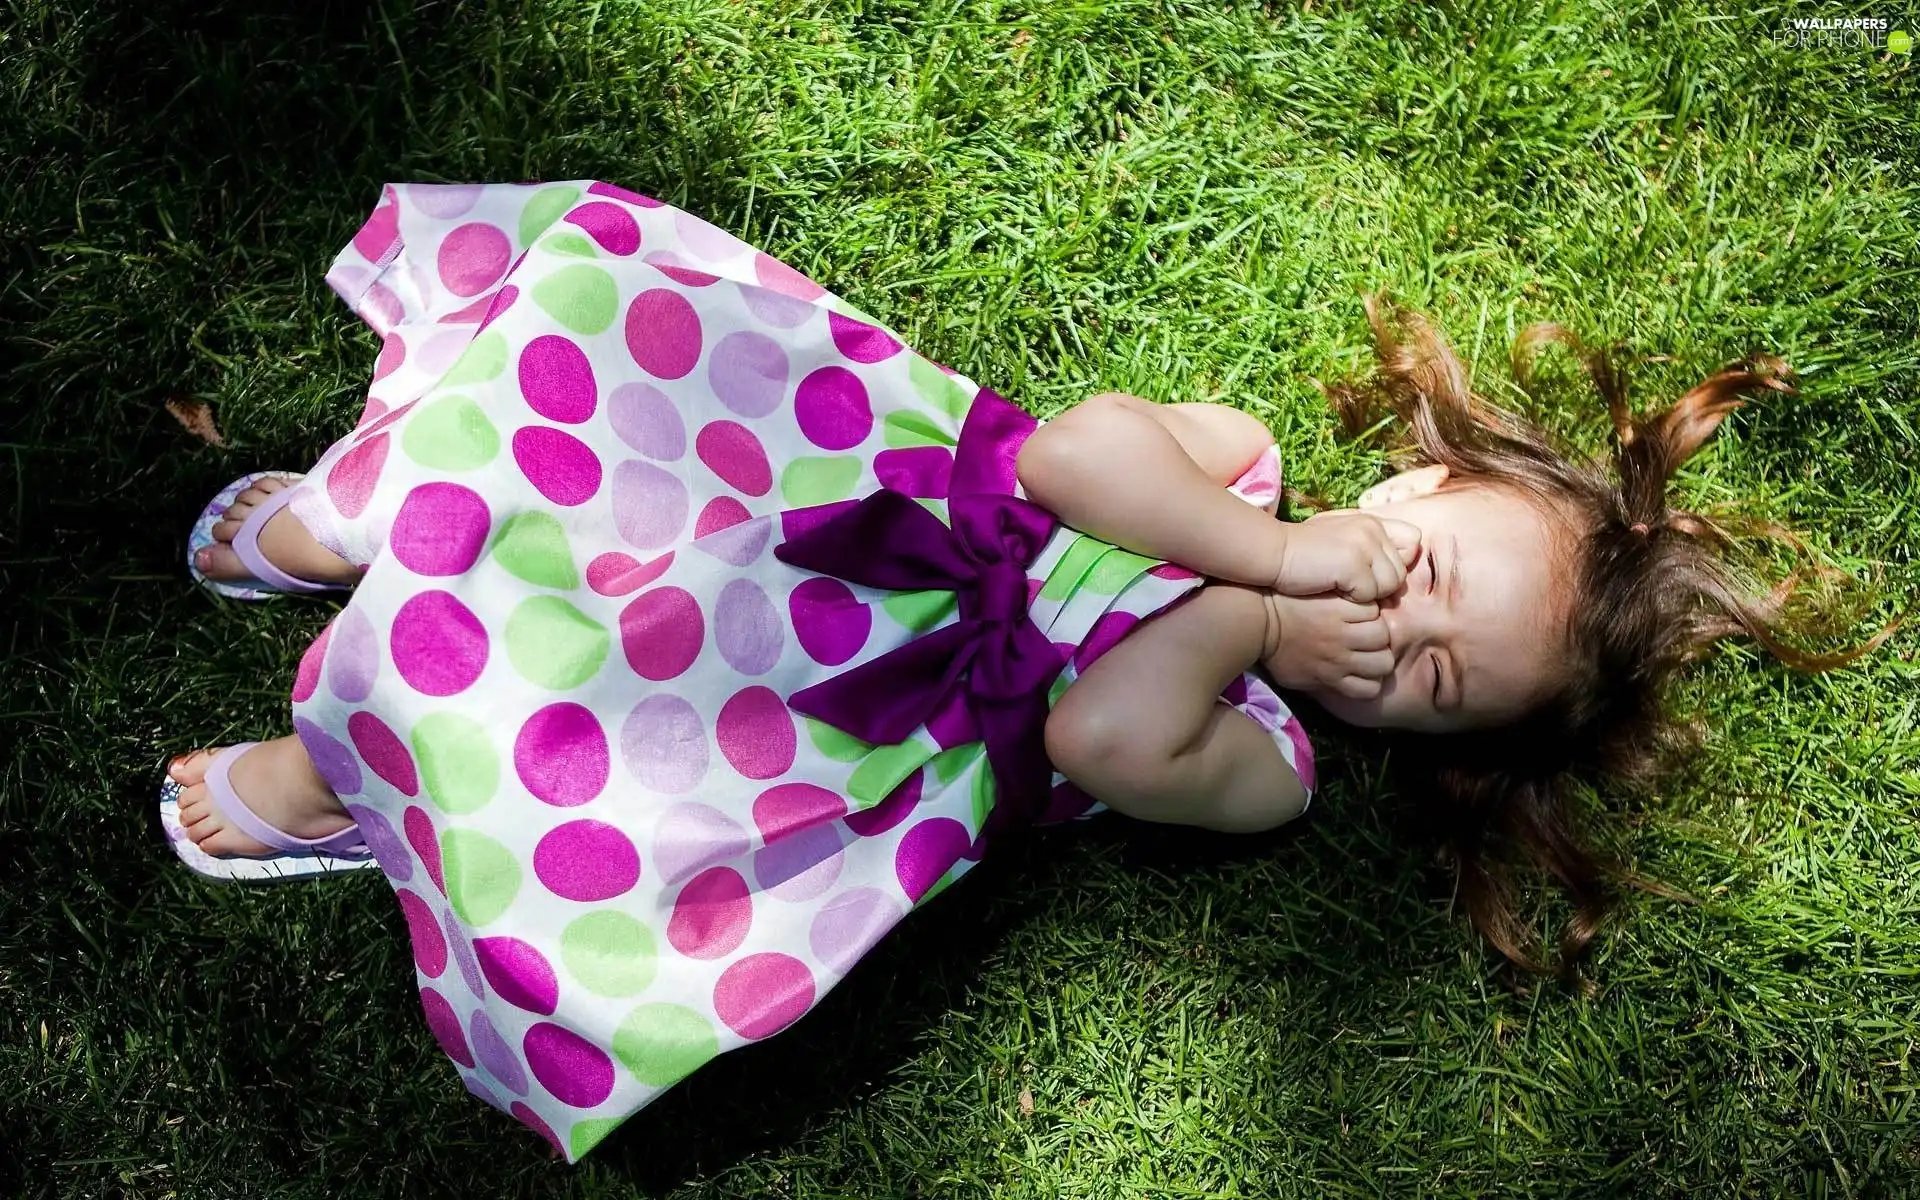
[
  {"xmin": 1425, "ymin": 546, "xmax": 1438, "ymax": 595},
  {"xmin": 1429, "ymin": 652, "xmax": 1442, "ymax": 704}
]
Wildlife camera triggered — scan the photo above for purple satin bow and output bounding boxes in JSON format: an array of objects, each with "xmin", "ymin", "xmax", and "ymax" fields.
[{"xmin": 773, "ymin": 488, "xmax": 1066, "ymax": 833}]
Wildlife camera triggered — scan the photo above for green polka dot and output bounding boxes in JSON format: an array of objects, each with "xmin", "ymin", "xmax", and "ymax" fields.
[
  {"xmin": 881, "ymin": 589, "xmax": 956, "ymax": 633},
  {"xmin": 1083, "ymin": 547, "xmax": 1160, "ymax": 594},
  {"xmin": 930, "ymin": 742, "xmax": 982, "ymax": 785},
  {"xmin": 411, "ymin": 713, "xmax": 499, "ymax": 814},
  {"xmin": 613, "ymin": 1003, "xmax": 718, "ymax": 1087},
  {"xmin": 1038, "ymin": 535, "xmax": 1106, "ymax": 601},
  {"xmin": 882, "ymin": 409, "xmax": 955, "ymax": 449},
  {"xmin": 1047, "ymin": 668, "xmax": 1074, "ymax": 707},
  {"xmin": 506, "ymin": 596, "xmax": 608, "ymax": 689},
  {"xmin": 971, "ymin": 760, "xmax": 997, "ymax": 830},
  {"xmin": 440, "ymin": 828, "xmax": 521, "ymax": 926},
  {"xmin": 531, "ymin": 264, "xmax": 618, "ymax": 335},
  {"xmin": 569, "ymin": 1117, "xmax": 624, "ymax": 1160},
  {"xmin": 401, "ymin": 394, "xmax": 499, "ymax": 470},
  {"xmin": 542, "ymin": 232, "xmax": 599, "ymax": 258},
  {"xmin": 561, "ymin": 910, "xmax": 657, "ymax": 997},
  {"xmin": 913, "ymin": 496, "xmax": 950, "ymax": 524},
  {"xmin": 440, "ymin": 331, "xmax": 507, "ymax": 386},
  {"xmin": 780, "ymin": 456, "xmax": 864, "ymax": 507},
  {"xmin": 519, "ymin": 185, "xmax": 582, "ymax": 245},
  {"xmin": 491, "ymin": 512, "xmax": 579, "ymax": 590},
  {"xmin": 848, "ymin": 741, "xmax": 932, "ymax": 807},
  {"xmin": 805, "ymin": 717, "xmax": 874, "ymax": 763},
  {"xmin": 908, "ymin": 354, "xmax": 972, "ymax": 421}
]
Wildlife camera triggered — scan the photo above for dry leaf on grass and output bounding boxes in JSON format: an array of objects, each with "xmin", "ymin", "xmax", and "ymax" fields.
[{"xmin": 165, "ymin": 397, "xmax": 226, "ymax": 447}]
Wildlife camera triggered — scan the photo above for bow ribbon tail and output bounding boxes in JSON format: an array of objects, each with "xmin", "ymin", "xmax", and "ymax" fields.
[
  {"xmin": 785, "ymin": 622, "xmax": 981, "ymax": 748},
  {"xmin": 774, "ymin": 489, "xmax": 977, "ymax": 592},
  {"xmin": 969, "ymin": 620, "xmax": 1070, "ymax": 833}
]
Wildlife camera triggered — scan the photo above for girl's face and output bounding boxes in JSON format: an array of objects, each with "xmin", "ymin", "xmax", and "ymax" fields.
[{"xmin": 1304, "ymin": 465, "xmax": 1572, "ymax": 734}]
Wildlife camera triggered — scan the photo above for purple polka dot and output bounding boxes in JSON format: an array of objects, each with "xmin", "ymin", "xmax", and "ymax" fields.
[
  {"xmin": 667, "ymin": 866, "xmax": 753, "ymax": 959},
  {"xmin": 327, "ymin": 431, "xmax": 388, "ymax": 519},
  {"xmin": 438, "ymin": 222, "xmax": 512, "ymax": 297},
  {"xmin": 587, "ymin": 549, "xmax": 674, "ymax": 597},
  {"xmin": 419, "ymin": 986, "xmax": 475, "ymax": 1067},
  {"xmin": 410, "ymin": 183, "xmax": 482, "ymax": 218},
  {"xmin": 621, "ymin": 695, "xmax": 709, "ymax": 794},
  {"xmin": 344, "ymin": 802, "xmax": 410, "ymax": 881},
  {"xmin": 650, "ymin": 802, "xmax": 747, "ymax": 883},
  {"xmin": 707, "ymin": 330, "xmax": 790, "ymax": 417},
  {"xmin": 695, "ymin": 421, "xmax": 772, "ymax": 496},
  {"xmin": 391, "ymin": 591, "xmax": 490, "ymax": 697},
  {"xmin": 443, "ymin": 906, "xmax": 483, "ymax": 994},
  {"xmin": 514, "ymin": 703, "xmax": 609, "ymax": 807},
  {"xmin": 563, "ymin": 200, "xmax": 641, "ymax": 255},
  {"xmin": 618, "ymin": 586, "xmax": 704, "ymax": 681},
  {"xmin": 293, "ymin": 622, "xmax": 332, "ymax": 703},
  {"xmin": 396, "ymin": 888, "xmax": 448, "ymax": 978},
  {"xmin": 295, "ymin": 716, "xmax": 362, "ymax": 796},
  {"xmin": 518, "ymin": 335, "xmax": 598, "ymax": 424},
  {"xmin": 715, "ymin": 686, "xmax": 795, "ymax": 780},
  {"xmin": 372, "ymin": 333, "xmax": 406, "ymax": 382},
  {"xmin": 510, "ymin": 1102, "xmax": 563, "ymax": 1154},
  {"xmin": 828, "ymin": 311, "xmax": 904, "ymax": 363},
  {"xmin": 753, "ymin": 252, "xmax": 826, "ymax": 301},
  {"xmin": 754, "ymin": 824, "xmax": 843, "ymax": 901},
  {"xmin": 845, "ymin": 770, "xmax": 919, "ymax": 838},
  {"xmin": 534, "ymin": 820, "xmax": 640, "ymax": 901},
  {"xmin": 348, "ymin": 711, "xmax": 419, "ymax": 796},
  {"xmin": 625, "ymin": 288, "xmax": 702, "ymax": 380},
  {"xmin": 874, "ymin": 446, "xmax": 954, "ymax": 498},
  {"xmin": 753, "ymin": 783, "xmax": 847, "ymax": 843},
  {"xmin": 470, "ymin": 1010, "xmax": 529, "ymax": 1095},
  {"xmin": 741, "ymin": 284, "xmax": 815, "ymax": 329},
  {"xmin": 607, "ymin": 382, "xmax": 685, "ymax": 460},
  {"xmin": 794, "ymin": 367, "xmax": 872, "ymax": 451},
  {"xmin": 391, "ymin": 483, "xmax": 491, "ymax": 576},
  {"xmin": 789, "ymin": 577, "xmax": 870, "ymax": 666},
  {"xmin": 895, "ymin": 817, "xmax": 969, "ymax": 901},
  {"xmin": 1073, "ymin": 611, "xmax": 1140, "ymax": 670},
  {"xmin": 475, "ymin": 937, "xmax": 560, "ymax": 1015},
  {"xmin": 523, "ymin": 1022, "xmax": 615, "ymax": 1108},
  {"xmin": 405, "ymin": 805, "xmax": 445, "ymax": 893},
  {"xmin": 693, "ymin": 515, "xmax": 771, "ymax": 567},
  {"xmin": 611, "ymin": 459, "xmax": 689, "ymax": 549},
  {"xmin": 809, "ymin": 887, "xmax": 905, "ymax": 974},
  {"xmin": 512, "ymin": 427, "xmax": 603, "ymax": 507},
  {"xmin": 714, "ymin": 579, "xmax": 783, "ymax": 675},
  {"xmin": 712, "ymin": 953, "xmax": 814, "ymax": 1039}
]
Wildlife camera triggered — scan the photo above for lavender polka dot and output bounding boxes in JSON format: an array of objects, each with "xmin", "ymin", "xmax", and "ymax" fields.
[
  {"xmin": 707, "ymin": 330, "xmax": 790, "ymax": 417},
  {"xmin": 693, "ymin": 516, "xmax": 772, "ymax": 567},
  {"xmin": 789, "ymin": 577, "xmax": 870, "ymax": 666},
  {"xmin": 673, "ymin": 210, "xmax": 750, "ymax": 261},
  {"xmin": 715, "ymin": 686, "xmax": 795, "ymax": 780},
  {"xmin": 712, "ymin": 953, "xmax": 814, "ymax": 1040},
  {"xmin": 607, "ymin": 382, "xmax": 685, "ymax": 460},
  {"xmin": 741, "ymin": 284, "xmax": 815, "ymax": 329},
  {"xmin": 625, "ymin": 288, "xmax": 702, "ymax": 380},
  {"xmin": 794, "ymin": 367, "xmax": 872, "ymax": 451},
  {"xmin": 470, "ymin": 1009, "xmax": 529, "ymax": 1095},
  {"xmin": 828, "ymin": 310, "xmax": 904, "ymax": 363},
  {"xmin": 754, "ymin": 824, "xmax": 844, "ymax": 902},
  {"xmin": 512, "ymin": 426, "xmax": 603, "ymax": 507},
  {"xmin": 391, "ymin": 483, "xmax": 491, "ymax": 576},
  {"xmin": 523, "ymin": 1022, "xmax": 614, "ymax": 1108},
  {"xmin": 514, "ymin": 703, "xmax": 609, "ymax": 807},
  {"xmin": 611, "ymin": 459, "xmax": 689, "ymax": 549},
  {"xmin": 714, "ymin": 579, "xmax": 783, "ymax": 675},
  {"xmin": 621, "ymin": 695, "xmax": 709, "ymax": 794},
  {"xmin": 410, "ymin": 183, "xmax": 482, "ymax": 218},
  {"xmin": 419, "ymin": 987, "xmax": 475, "ymax": 1068},
  {"xmin": 443, "ymin": 906, "xmax": 484, "ymax": 995},
  {"xmin": 437, "ymin": 222, "xmax": 511, "ymax": 297},
  {"xmin": 618, "ymin": 586, "xmax": 703, "ymax": 680},
  {"xmin": 325, "ymin": 607, "xmax": 379, "ymax": 702},
  {"xmin": 895, "ymin": 817, "xmax": 969, "ymax": 901},
  {"xmin": 390, "ymin": 591, "xmax": 489, "ymax": 696},
  {"xmin": 343, "ymin": 802, "xmax": 409, "ymax": 880},
  {"xmin": 534, "ymin": 820, "xmax": 640, "ymax": 901},
  {"xmin": 476, "ymin": 937, "xmax": 560, "ymax": 1015},
  {"xmin": 650, "ymin": 802, "xmax": 748, "ymax": 885},
  {"xmin": 518, "ymin": 335, "xmax": 598, "ymax": 424},
  {"xmin": 416, "ymin": 329, "xmax": 473, "ymax": 375},
  {"xmin": 809, "ymin": 887, "xmax": 905, "ymax": 974}
]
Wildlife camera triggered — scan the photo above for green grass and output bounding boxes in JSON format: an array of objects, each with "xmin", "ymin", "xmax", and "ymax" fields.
[{"xmin": 3, "ymin": 0, "xmax": 1918, "ymax": 1195}]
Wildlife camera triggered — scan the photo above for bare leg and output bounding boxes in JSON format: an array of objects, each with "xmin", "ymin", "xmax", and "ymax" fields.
[
  {"xmin": 169, "ymin": 734, "xmax": 354, "ymax": 857},
  {"xmin": 194, "ymin": 476, "xmax": 359, "ymax": 587}
]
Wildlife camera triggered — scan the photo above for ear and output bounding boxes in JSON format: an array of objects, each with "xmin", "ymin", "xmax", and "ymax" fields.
[{"xmin": 1357, "ymin": 463, "xmax": 1449, "ymax": 509}]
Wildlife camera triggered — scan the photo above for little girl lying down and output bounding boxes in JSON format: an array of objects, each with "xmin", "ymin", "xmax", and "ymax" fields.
[{"xmin": 160, "ymin": 181, "xmax": 1887, "ymax": 1160}]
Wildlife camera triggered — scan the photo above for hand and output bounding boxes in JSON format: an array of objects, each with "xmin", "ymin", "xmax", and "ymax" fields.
[
  {"xmin": 1259, "ymin": 590, "xmax": 1395, "ymax": 699},
  {"xmin": 1272, "ymin": 508, "xmax": 1421, "ymax": 601}
]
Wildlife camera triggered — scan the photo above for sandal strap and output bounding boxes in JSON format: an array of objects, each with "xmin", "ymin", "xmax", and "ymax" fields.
[
  {"xmin": 229, "ymin": 484, "xmax": 338, "ymax": 594},
  {"xmin": 206, "ymin": 743, "xmax": 370, "ymax": 857}
]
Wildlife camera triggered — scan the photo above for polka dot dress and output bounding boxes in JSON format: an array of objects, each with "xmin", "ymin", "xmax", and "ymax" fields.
[{"xmin": 289, "ymin": 181, "xmax": 1318, "ymax": 1161}]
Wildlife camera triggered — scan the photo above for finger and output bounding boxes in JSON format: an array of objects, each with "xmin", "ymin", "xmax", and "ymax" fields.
[
  {"xmin": 1343, "ymin": 647, "xmax": 1395, "ymax": 679},
  {"xmin": 1347, "ymin": 619, "xmax": 1391, "ymax": 652},
  {"xmin": 1334, "ymin": 674, "xmax": 1382, "ymax": 700},
  {"xmin": 1338, "ymin": 599, "xmax": 1381, "ymax": 623},
  {"xmin": 1379, "ymin": 518, "xmax": 1423, "ymax": 564}
]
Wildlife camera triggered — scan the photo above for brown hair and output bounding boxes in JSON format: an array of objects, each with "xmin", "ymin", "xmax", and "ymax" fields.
[{"xmin": 1311, "ymin": 292, "xmax": 1901, "ymax": 990}]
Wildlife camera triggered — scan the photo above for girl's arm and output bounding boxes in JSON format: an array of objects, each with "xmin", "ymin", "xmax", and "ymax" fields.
[{"xmin": 1044, "ymin": 582, "xmax": 1308, "ymax": 833}]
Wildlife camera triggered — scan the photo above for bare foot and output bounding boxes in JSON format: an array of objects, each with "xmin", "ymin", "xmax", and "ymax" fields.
[
  {"xmin": 195, "ymin": 475, "xmax": 359, "ymax": 587},
  {"xmin": 169, "ymin": 735, "xmax": 356, "ymax": 857}
]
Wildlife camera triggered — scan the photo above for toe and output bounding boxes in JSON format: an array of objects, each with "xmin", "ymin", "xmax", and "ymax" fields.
[
  {"xmin": 168, "ymin": 748, "xmax": 219, "ymax": 787},
  {"xmin": 211, "ymin": 517, "xmax": 242, "ymax": 543},
  {"xmin": 195, "ymin": 541, "xmax": 250, "ymax": 580},
  {"xmin": 253, "ymin": 476, "xmax": 288, "ymax": 495}
]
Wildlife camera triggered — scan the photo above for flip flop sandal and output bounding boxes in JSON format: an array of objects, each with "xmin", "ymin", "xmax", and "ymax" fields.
[
  {"xmin": 187, "ymin": 471, "xmax": 351, "ymax": 600},
  {"xmin": 159, "ymin": 742, "xmax": 379, "ymax": 882}
]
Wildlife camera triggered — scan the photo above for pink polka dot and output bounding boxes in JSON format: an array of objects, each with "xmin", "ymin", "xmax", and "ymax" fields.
[
  {"xmin": 845, "ymin": 770, "xmax": 920, "ymax": 838},
  {"xmin": 650, "ymin": 802, "xmax": 747, "ymax": 883},
  {"xmin": 608, "ymin": 382, "xmax": 685, "ymax": 460},
  {"xmin": 828, "ymin": 311, "xmax": 904, "ymax": 363},
  {"xmin": 326, "ymin": 431, "xmax": 389, "ymax": 519},
  {"xmin": 712, "ymin": 953, "xmax": 814, "ymax": 1040},
  {"xmin": 789, "ymin": 577, "xmax": 870, "ymax": 666},
  {"xmin": 512, "ymin": 426, "xmax": 603, "ymax": 506},
  {"xmin": 438, "ymin": 292, "xmax": 495, "ymax": 325},
  {"xmin": 666, "ymin": 867, "xmax": 752, "ymax": 959},
  {"xmin": 404, "ymin": 807, "xmax": 443, "ymax": 890},
  {"xmin": 621, "ymin": 696, "xmax": 709, "ymax": 795},
  {"xmin": 1073, "ymin": 611, "xmax": 1140, "ymax": 670},
  {"xmin": 752, "ymin": 783, "xmax": 847, "ymax": 843},
  {"xmin": 714, "ymin": 579, "xmax": 783, "ymax": 675},
  {"xmin": 695, "ymin": 421, "xmax": 772, "ymax": 496},
  {"xmin": 348, "ymin": 711, "xmax": 419, "ymax": 796},
  {"xmin": 326, "ymin": 607, "xmax": 379, "ymax": 703},
  {"xmin": 589, "ymin": 180, "xmax": 660, "ymax": 207},
  {"xmin": 292, "ymin": 621, "xmax": 332, "ymax": 703},
  {"xmin": 522, "ymin": 1023, "xmax": 614, "ymax": 1108},
  {"xmin": 390, "ymin": 483, "xmax": 491, "ymax": 576},
  {"xmin": 437, "ymin": 222, "xmax": 512, "ymax": 297},
  {"xmin": 351, "ymin": 397, "xmax": 417, "ymax": 441},
  {"xmin": 715, "ymin": 686, "xmax": 795, "ymax": 780},
  {"xmin": 471, "ymin": 1010, "xmax": 528, "ymax": 1094},
  {"xmin": 474, "ymin": 937, "xmax": 560, "ymax": 1015},
  {"xmin": 355, "ymin": 396, "xmax": 390, "ymax": 429},
  {"xmin": 755, "ymin": 824, "xmax": 844, "ymax": 901},
  {"xmin": 373, "ymin": 333, "xmax": 406, "ymax": 382},
  {"xmin": 619, "ymin": 586, "xmax": 704, "ymax": 680},
  {"xmin": 1282, "ymin": 717, "xmax": 1317, "ymax": 793},
  {"xmin": 534, "ymin": 820, "xmax": 640, "ymax": 901},
  {"xmin": 476, "ymin": 285, "xmax": 520, "ymax": 331},
  {"xmin": 391, "ymin": 591, "xmax": 490, "ymax": 696},
  {"xmin": 518, "ymin": 335, "xmax": 598, "ymax": 424},
  {"xmin": 611, "ymin": 459, "xmax": 689, "ymax": 549},
  {"xmin": 695, "ymin": 496, "xmax": 751, "ymax": 538},
  {"xmin": 895, "ymin": 817, "xmax": 969, "ymax": 901},
  {"xmin": 809, "ymin": 887, "xmax": 904, "ymax": 974},
  {"xmin": 352, "ymin": 191, "xmax": 400, "ymax": 261},
  {"xmin": 514, "ymin": 703, "xmax": 608, "ymax": 807},
  {"xmin": 396, "ymin": 888, "xmax": 447, "ymax": 978},
  {"xmin": 510, "ymin": 1102, "xmax": 563, "ymax": 1154},
  {"xmin": 586, "ymin": 550, "xmax": 673, "ymax": 596},
  {"xmin": 794, "ymin": 367, "xmax": 872, "ymax": 450},
  {"xmin": 625, "ymin": 288, "xmax": 702, "ymax": 380},
  {"xmin": 753, "ymin": 252, "xmax": 826, "ymax": 301},
  {"xmin": 419, "ymin": 986, "xmax": 474, "ymax": 1068},
  {"xmin": 563, "ymin": 201, "xmax": 641, "ymax": 255},
  {"xmin": 1148, "ymin": 563, "xmax": 1200, "ymax": 581},
  {"xmin": 644, "ymin": 251, "xmax": 720, "ymax": 287},
  {"xmin": 693, "ymin": 516, "xmax": 771, "ymax": 567},
  {"xmin": 874, "ymin": 447, "xmax": 954, "ymax": 498},
  {"xmin": 707, "ymin": 330, "xmax": 790, "ymax": 417}
]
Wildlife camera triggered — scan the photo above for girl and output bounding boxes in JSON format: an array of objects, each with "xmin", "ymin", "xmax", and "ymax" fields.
[{"xmin": 158, "ymin": 181, "xmax": 1885, "ymax": 1160}]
